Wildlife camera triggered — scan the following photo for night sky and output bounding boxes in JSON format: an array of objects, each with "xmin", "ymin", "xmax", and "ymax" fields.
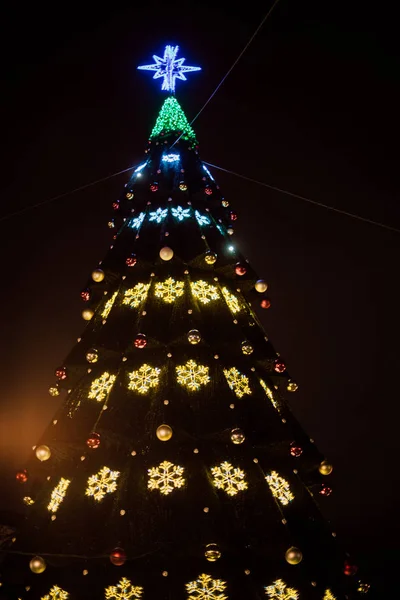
[{"xmin": 1, "ymin": 1, "xmax": 399, "ymax": 596}]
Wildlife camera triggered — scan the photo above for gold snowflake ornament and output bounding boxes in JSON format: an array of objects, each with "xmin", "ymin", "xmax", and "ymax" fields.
[
  {"xmin": 176, "ymin": 359, "xmax": 210, "ymax": 391},
  {"xmin": 47, "ymin": 478, "xmax": 71, "ymax": 513},
  {"xmin": 123, "ymin": 283, "xmax": 151, "ymax": 308},
  {"xmin": 105, "ymin": 577, "xmax": 143, "ymax": 600},
  {"xmin": 186, "ymin": 573, "xmax": 227, "ymax": 600},
  {"xmin": 265, "ymin": 471, "xmax": 294, "ymax": 506},
  {"xmin": 127, "ymin": 363, "xmax": 160, "ymax": 394},
  {"xmin": 211, "ymin": 461, "xmax": 248, "ymax": 496},
  {"xmin": 41, "ymin": 586, "xmax": 69, "ymax": 600},
  {"xmin": 265, "ymin": 579, "xmax": 299, "ymax": 600},
  {"xmin": 148, "ymin": 460, "xmax": 185, "ymax": 495},
  {"xmin": 88, "ymin": 372, "xmax": 116, "ymax": 402},
  {"xmin": 85, "ymin": 466, "xmax": 120, "ymax": 502},
  {"xmin": 191, "ymin": 280, "xmax": 220, "ymax": 304},
  {"xmin": 259, "ymin": 379, "xmax": 279, "ymax": 410},
  {"xmin": 101, "ymin": 291, "xmax": 118, "ymax": 319},
  {"xmin": 154, "ymin": 277, "xmax": 185, "ymax": 303},
  {"xmin": 221, "ymin": 286, "xmax": 241, "ymax": 314},
  {"xmin": 223, "ymin": 367, "xmax": 251, "ymax": 398}
]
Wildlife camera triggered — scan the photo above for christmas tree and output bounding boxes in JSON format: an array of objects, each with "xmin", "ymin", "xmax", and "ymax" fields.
[{"xmin": 1, "ymin": 46, "xmax": 367, "ymax": 600}]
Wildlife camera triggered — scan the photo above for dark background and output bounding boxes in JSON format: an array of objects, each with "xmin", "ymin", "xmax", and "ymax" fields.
[{"xmin": 1, "ymin": 1, "xmax": 399, "ymax": 596}]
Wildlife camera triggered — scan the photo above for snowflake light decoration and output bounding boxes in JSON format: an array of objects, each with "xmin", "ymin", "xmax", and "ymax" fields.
[
  {"xmin": 138, "ymin": 45, "xmax": 201, "ymax": 93},
  {"xmin": 105, "ymin": 577, "xmax": 143, "ymax": 600},
  {"xmin": 265, "ymin": 579, "xmax": 299, "ymax": 600},
  {"xmin": 47, "ymin": 478, "xmax": 71, "ymax": 513},
  {"xmin": 260, "ymin": 379, "xmax": 279, "ymax": 410},
  {"xmin": 149, "ymin": 207, "xmax": 168, "ymax": 223},
  {"xmin": 148, "ymin": 460, "xmax": 185, "ymax": 495},
  {"xmin": 162, "ymin": 153, "xmax": 180, "ymax": 163},
  {"xmin": 101, "ymin": 291, "xmax": 118, "ymax": 320},
  {"xmin": 191, "ymin": 280, "xmax": 219, "ymax": 304},
  {"xmin": 123, "ymin": 283, "xmax": 151, "ymax": 308},
  {"xmin": 211, "ymin": 461, "xmax": 248, "ymax": 496},
  {"xmin": 265, "ymin": 471, "xmax": 294, "ymax": 506},
  {"xmin": 85, "ymin": 466, "xmax": 120, "ymax": 502},
  {"xmin": 186, "ymin": 573, "xmax": 227, "ymax": 600},
  {"xmin": 223, "ymin": 367, "xmax": 251, "ymax": 398},
  {"xmin": 171, "ymin": 206, "xmax": 190, "ymax": 221},
  {"xmin": 154, "ymin": 277, "xmax": 185, "ymax": 303},
  {"xmin": 88, "ymin": 372, "xmax": 116, "ymax": 402},
  {"xmin": 323, "ymin": 591, "xmax": 336, "ymax": 600},
  {"xmin": 195, "ymin": 210, "xmax": 210, "ymax": 226},
  {"xmin": 176, "ymin": 359, "xmax": 210, "ymax": 391},
  {"xmin": 129, "ymin": 212, "xmax": 145, "ymax": 229},
  {"xmin": 41, "ymin": 586, "xmax": 69, "ymax": 600},
  {"xmin": 127, "ymin": 364, "xmax": 161, "ymax": 394},
  {"xmin": 221, "ymin": 287, "xmax": 241, "ymax": 314}
]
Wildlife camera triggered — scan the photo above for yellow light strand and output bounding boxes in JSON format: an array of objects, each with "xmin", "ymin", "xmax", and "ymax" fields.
[
  {"xmin": 154, "ymin": 277, "xmax": 185, "ymax": 303},
  {"xmin": 223, "ymin": 367, "xmax": 251, "ymax": 398},
  {"xmin": 221, "ymin": 286, "xmax": 241, "ymax": 313},
  {"xmin": 148, "ymin": 460, "xmax": 185, "ymax": 495},
  {"xmin": 105, "ymin": 577, "xmax": 143, "ymax": 600},
  {"xmin": 323, "ymin": 591, "xmax": 337, "ymax": 600},
  {"xmin": 127, "ymin": 364, "xmax": 161, "ymax": 394},
  {"xmin": 265, "ymin": 471, "xmax": 294, "ymax": 506},
  {"xmin": 88, "ymin": 372, "xmax": 116, "ymax": 402},
  {"xmin": 186, "ymin": 573, "xmax": 228, "ymax": 600},
  {"xmin": 176, "ymin": 359, "xmax": 210, "ymax": 391},
  {"xmin": 259, "ymin": 378, "xmax": 279, "ymax": 410},
  {"xmin": 41, "ymin": 586, "xmax": 69, "ymax": 600},
  {"xmin": 211, "ymin": 461, "xmax": 248, "ymax": 496},
  {"xmin": 123, "ymin": 283, "xmax": 150, "ymax": 308},
  {"xmin": 47, "ymin": 478, "xmax": 71, "ymax": 513},
  {"xmin": 101, "ymin": 291, "xmax": 118, "ymax": 319},
  {"xmin": 85, "ymin": 466, "xmax": 120, "ymax": 502},
  {"xmin": 265, "ymin": 580, "xmax": 299, "ymax": 600},
  {"xmin": 191, "ymin": 280, "xmax": 220, "ymax": 304}
]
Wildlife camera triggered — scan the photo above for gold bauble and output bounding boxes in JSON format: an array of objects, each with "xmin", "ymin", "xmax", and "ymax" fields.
[
  {"xmin": 188, "ymin": 329, "xmax": 201, "ymax": 344},
  {"xmin": 230, "ymin": 428, "xmax": 245, "ymax": 444},
  {"xmin": 156, "ymin": 424, "xmax": 173, "ymax": 441},
  {"xmin": 319, "ymin": 460, "xmax": 333, "ymax": 476},
  {"xmin": 241, "ymin": 341, "xmax": 253, "ymax": 355},
  {"xmin": 48, "ymin": 386, "xmax": 59, "ymax": 397},
  {"xmin": 29, "ymin": 556, "xmax": 46, "ymax": 573},
  {"xmin": 222, "ymin": 200, "xmax": 229, "ymax": 207},
  {"xmin": 86, "ymin": 348, "xmax": 99, "ymax": 363},
  {"xmin": 23, "ymin": 496, "xmax": 35, "ymax": 506},
  {"xmin": 35, "ymin": 445, "xmax": 51, "ymax": 462},
  {"xmin": 204, "ymin": 543, "xmax": 221, "ymax": 562},
  {"xmin": 285, "ymin": 546, "xmax": 303, "ymax": 565},
  {"xmin": 91, "ymin": 268, "xmax": 105, "ymax": 282},
  {"xmin": 159, "ymin": 246, "xmax": 174, "ymax": 261},
  {"xmin": 82, "ymin": 309, "xmax": 94, "ymax": 321},
  {"xmin": 255, "ymin": 279, "xmax": 268, "ymax": 293},
  {"xmin": 287, "ymin": 380, "xmax": 298, "ymax": 392},
  {"xmin": 205, "ymin": 252, "xmax": 217, "ymax": 265},
  {"xmin": 227, "ymin": 227, "xmax": 234, "ymax": 235}
]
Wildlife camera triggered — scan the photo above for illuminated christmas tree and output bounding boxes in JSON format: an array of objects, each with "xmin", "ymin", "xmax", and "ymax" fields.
[{"xmin": 1, "ymin": 45, "xmax": 367, "ymax": 599}]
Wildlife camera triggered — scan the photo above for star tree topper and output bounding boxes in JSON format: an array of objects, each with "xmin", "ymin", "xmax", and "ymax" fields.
[{"xmin": 138, "ymin": 45, "xmax": 201, "ymax": 92}]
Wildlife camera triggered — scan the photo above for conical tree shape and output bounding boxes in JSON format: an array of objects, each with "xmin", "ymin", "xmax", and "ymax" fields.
[
  {"xmin": 0, "ymin": 98, "xmax": 361, "ymax": 600},
  {"xmin": 150, "ymin": 96, "xmax": 197, "ymax": 142}
]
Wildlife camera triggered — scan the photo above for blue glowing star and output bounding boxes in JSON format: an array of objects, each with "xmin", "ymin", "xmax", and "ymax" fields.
[{"xmin": 138, "ymin": 45, "xmax": 201, "ymax": 92}]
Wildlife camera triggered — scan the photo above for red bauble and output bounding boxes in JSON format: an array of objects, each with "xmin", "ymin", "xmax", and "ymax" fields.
[
  {"xmin": 126, "ymin": 255, "xmax": 137, "ymax": 267},
  {"xmin": 205, "ymin": 187, "xmax": 213, "ymax": 195},
  {"xmin": 290, "ymin": 445, "xmax": 303, "ymax": 458},
  {"xmin": 55, "ymin": 367, "xmax": 67, "ymax": 380},
  {"xmin": 319, "ymin": 484, "xmax": 332, "ymax": 497},
  {"xmin": 230, "ymin": 211, "xmax": 238, "ymax": 221},
  {"xmin": 86, "ymin": 433, "xmax": 101, "ymax": 449},
  {"xmin": 80, "ymin": 289, "xmax": 90, "ymax": 302},
  {"xmin": 110, "ymin": 548, "xmax": 126, "ymax": 566},
  {"xmin": 260, "ymin": 298, "xmax": 271, "ymax": 309},
  {"xmin": 112, "ymin": 202, "xmax": 120, "ymax": 210},
  {"xmin": 134, "ymin": 334, "xmax": 147, "ymax": 349},
  {"xmin": 274, "ymin": 359, "xmax": 286, "ymax": 373},
  {"xmin": 344, "ymin": 560, "xmax": 358, "ymax": 576},
  {"xmin": 235, "ymin": 264, "xmax": 247, "ymax": 276},
  {"xmin": 150, "ymin": 183, "xmax": 158, "ymax": 192},
  {"xmin": 16, "ymin": 469, "xmax": 28, "ymax": 483}
]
